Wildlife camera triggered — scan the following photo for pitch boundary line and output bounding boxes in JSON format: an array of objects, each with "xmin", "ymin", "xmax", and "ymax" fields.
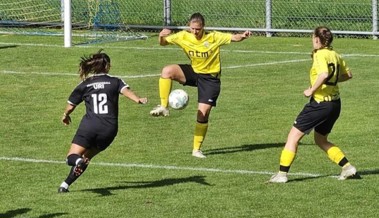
[
  {"xmin": 224, "ymin": 58, "xmax": 310, "ymax": 69},
  {"xmin": 0, "ymin": 58, "xmax": 311, "ymax": 78},
  {"xmin": 1, "ymin": 42, "xmax": 379, "ymax": 57},
  {"xmin": 0, "ymin": 156, "xmax": 336, "ymax": 179},
  {"xmin": 0, "ymin": 70, "xmax": 160, "ymax": 79}
]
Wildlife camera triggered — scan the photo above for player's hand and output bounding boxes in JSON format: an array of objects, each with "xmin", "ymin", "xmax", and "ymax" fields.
[
  {"xmin": 243, "ymin": 30, "xmax": 252, "ymax": 38},
  {"xmin": 303, "ymin": 87, "xmax": 313, "ymax": 98},
  {"xmin": 159, "ymin": 28, "xmax": 172, "ymax": 37},
  {"xmin": 138, "ymin": 98, "xmax": 148, "ymax": 104},
  {"xmin": 62, "ymin": 113, "xmax": 71, "ymax": 126}
]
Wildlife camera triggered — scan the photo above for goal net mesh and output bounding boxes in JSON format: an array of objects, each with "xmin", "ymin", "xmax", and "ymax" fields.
[{"xmin": 0, "ymin": 0, "xmax": 147, "ymax": 45}]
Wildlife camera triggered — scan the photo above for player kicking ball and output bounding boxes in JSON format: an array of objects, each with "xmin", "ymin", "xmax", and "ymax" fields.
[{"xmin": 150, "ymin": 12, "xmax": 252, "ymax": 158}]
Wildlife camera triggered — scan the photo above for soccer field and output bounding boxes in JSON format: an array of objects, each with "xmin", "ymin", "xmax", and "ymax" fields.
[{"xmin": 0, "ymin": 34, "xmax": 378, "ymax": 218}]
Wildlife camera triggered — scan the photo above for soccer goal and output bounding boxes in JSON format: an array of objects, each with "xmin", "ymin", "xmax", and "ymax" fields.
[{"xmin": 0, "ymin": 0, "xmax": 147, "ymax": 47}]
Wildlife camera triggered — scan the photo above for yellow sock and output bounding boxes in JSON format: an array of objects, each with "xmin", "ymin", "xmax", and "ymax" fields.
[
  {"xmin": 193, "ymin": 122, "xmax": 208, "ymax": 151},
  {"xmin": 326, "ymin": 146, "xmax": 345, "ymax": 165},
  {"xmin": 279, "ymin": 149, "xmax": 296, "ymax": 172},
  {"xmin": 159, "ymin": 78, "xmax": 172, "ymax": 108}
]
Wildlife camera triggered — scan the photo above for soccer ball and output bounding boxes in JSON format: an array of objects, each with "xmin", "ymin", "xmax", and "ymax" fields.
[{"xmin": 169, "ymin": 89, "xmax": 189, "ymax": 110}]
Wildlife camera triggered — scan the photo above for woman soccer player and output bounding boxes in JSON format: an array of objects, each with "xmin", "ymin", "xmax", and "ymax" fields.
[
  {"xmin": 268, "ymin": 26, "xmax": 357, "ymax": 183},
  {"xmin": 58, "ymin": 50, "xmax": 147, "ymax": 193},
  {"xmin": 149, "ymin": 12, "xmax": 252, "ymax": 158}
]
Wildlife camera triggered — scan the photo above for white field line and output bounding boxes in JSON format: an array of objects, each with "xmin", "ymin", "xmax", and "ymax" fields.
[
  {"xmin": 1, "ymin": 42, "xmax": 377, "ymax": 77},
  {"xmin": 0, "ymin": 156, "xmax": 335, "ymax": 178},
  {"xmin": 224, "ymin": 58, "xmax": 310, "ymax": 69},
  {"xmin": 0, "ymin": 58, "xmax": 310, "ymax": 78},
  {"xmin": 0, "ymin": 53, "xmax": 370, "ymax": 78},
  {"xmin": 0, "ymin": 70, "xmax": 160, "ymax": 79},
  {"xmin": 1, "ymin": 41, "xmax": 379, "ymax": 57}
]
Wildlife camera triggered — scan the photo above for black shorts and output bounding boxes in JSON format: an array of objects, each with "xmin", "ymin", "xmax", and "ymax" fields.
[
  {"xmin": 72, "ymin": 128, "xmax": 117, "ymax": 151},
  {"xmin": 293, "ymin": 98, "xmax": 341, "ymax": 135},
  {"xmin": 179, "ymin": 64, "xmax": 221, "ymax": 106}
]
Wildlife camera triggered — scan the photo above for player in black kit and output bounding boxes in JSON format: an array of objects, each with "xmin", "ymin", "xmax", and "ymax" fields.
[{"xmin": 58, "ymin": 50, "xmax": 147, "ymax": 193}]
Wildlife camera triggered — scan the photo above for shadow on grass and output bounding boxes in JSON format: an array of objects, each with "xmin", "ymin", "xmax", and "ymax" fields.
[
  {"xmin": 287, "ymin": 172, "xmax": 363, "ymax": 183},
  {"xmin": 81, "ymin": 175, "xmax": 212, "ymax": 196},
  {"xmin": 204, "ymin": 143, "xmax": 285, "ymax": 156},
  {"xmin": 357, "ymin": 168, "xmax": 379, "ymax": 176},
  {"xmin": 286, "ymin": 174, "xmax": 332, "ymax": 183},
  {"xmin": 0, "ymin": 208, "xmax": 31, "ymax": 218},
  {"xmin": 0, "ymin": 208, "xmax": 67, "ymax": 218},
  {"xmin": 0, "ymin": 45, "xmax": 17, "ymax": 49},
  {"xmin": 204, "ymin": 141, "xmax": 315, "ymax": 156}
]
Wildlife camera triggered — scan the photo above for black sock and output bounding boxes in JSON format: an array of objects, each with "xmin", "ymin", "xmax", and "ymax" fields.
[
  {"xmin": 279, "ymin": 165, "xmax": 290, "ymax": 173},
  {"xmin": 64, "ymin": 163, "xmax": 89, "ymax": 185},
  {"xmin": 338, "ymin": 157, "xmax": 349, "ymax": 167},
  {"xmin": 66, "ymin": 154, "xmax": 82, "ymax": 166}
]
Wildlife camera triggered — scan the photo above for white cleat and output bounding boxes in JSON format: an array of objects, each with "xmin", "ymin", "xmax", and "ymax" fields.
[
  {"xmin": 338, "ymin": 164, "xmax": 357, "ymax": 180},
  {"xmin": 150, "ymin": 105, "xmax": 169, "ymax": 117},
  {"xmin": 267, "ymin": 172, "xmax": 288, "ymax": 183},
  {"xmin": 192, "ymin": 150, "xmax": 206, "ymax": 158}
]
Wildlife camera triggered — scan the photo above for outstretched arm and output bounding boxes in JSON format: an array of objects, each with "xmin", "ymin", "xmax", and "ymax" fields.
[
  {"xmin": 231, "ymin": 30, "xmax": 252, "ymax": 42},
  {"xmin": 159, "ymin": 28, "xmax": 172, "ymax": 46},
  {"xmin": 121, "ymin": 87, "xmax": 148, "ymax": 104}
]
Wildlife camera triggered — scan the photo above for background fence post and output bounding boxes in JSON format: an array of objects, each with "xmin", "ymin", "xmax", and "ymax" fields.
[
  {"xmin": 64, "ymin": 0, "xmax": 71, "ymax": 48},
  {"xmin": 265, "ymin": 0, "xmax": 272, "ymax": 37},
  {"xmin": 373, "ymin": 0, "xmax": 378, "ymax": 39},
  {"xmin": 164, "ymin": 0, "xmax": 171, "ymax": 26}
]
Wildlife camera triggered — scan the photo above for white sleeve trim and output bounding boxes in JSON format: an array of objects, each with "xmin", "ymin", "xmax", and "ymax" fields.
[
  {"xmin": 120, "ymin": 85, "xmax": 129, "ymax": 93},
  {"xmin": 67, "ymin": 100, "xmax": 77, "ymax": 106}
]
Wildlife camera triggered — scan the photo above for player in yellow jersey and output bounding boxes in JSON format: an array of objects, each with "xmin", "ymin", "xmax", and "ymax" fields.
[
  {"xmin": 268, "ymin": 26, "xmax": 358, "ymax": 183},
  {"xmin": 150, "ymin": 12, "xmax": 252, "ymax": 158}
]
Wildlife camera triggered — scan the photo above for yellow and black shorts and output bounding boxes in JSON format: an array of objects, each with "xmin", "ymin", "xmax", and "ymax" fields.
[
  {"xmin": 179, "ymin": 64, "xmax": 221, "ymax": 106},
  {"xmin": 293, "ymin": 98, "xmax": 341, "ymax": 135}
]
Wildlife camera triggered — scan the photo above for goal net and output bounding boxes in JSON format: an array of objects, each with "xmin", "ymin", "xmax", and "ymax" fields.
[{"xmin": 0, "ymin": 0, "xmax": 147, "ymax": 46}]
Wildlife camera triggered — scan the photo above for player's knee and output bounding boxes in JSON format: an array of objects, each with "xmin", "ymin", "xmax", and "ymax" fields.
[
  {"xmin": 161, "ymin": 66, "xmax": 173, "ymax": 78},
  {"xmin": 162, "ymin": 65, "xmax": 183, "ymax": 80}
]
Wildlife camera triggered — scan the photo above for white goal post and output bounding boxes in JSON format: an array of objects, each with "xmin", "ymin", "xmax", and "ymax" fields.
[
  {"xmin": 64, "ymin": 0, "xmax": 71, "ymax": 47},
  {"xmin": 0, "ymin": 0, "xmax": 147, "ymax": 47},
  {"xmin": 61, "ymin": 0, "xmax": 147, "ymax": 47}
]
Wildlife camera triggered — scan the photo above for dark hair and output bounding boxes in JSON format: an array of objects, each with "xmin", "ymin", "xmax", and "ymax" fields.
[
  {"xmin": 311, "ymin": 26, "xmax": 333, "ymax": 58},
  {"xmin": 314, "ymin": 26, "xmax": 333, "ymax": 48},
  {"xmin": 79, "ymin": 49, "xmax": 110, "ymax": 80},
  {"xmin": 189, "ymin": 12, "xmax": 205, "ymax": 26}
]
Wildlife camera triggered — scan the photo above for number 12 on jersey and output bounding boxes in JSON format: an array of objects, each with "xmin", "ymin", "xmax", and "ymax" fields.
[{"xmin": 91, "ymin": 93, "xmax": 108, "ymax": 114}]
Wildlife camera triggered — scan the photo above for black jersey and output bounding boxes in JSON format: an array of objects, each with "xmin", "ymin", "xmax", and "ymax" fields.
[{"xmin": 68, "ymin": 74, "xmax": 128, "ymax": 133}]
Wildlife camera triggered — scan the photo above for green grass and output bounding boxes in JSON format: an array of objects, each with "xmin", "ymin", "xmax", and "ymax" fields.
[{"xmin": 0, "ymin": 34, "xmax": 378, "ymax": 218}]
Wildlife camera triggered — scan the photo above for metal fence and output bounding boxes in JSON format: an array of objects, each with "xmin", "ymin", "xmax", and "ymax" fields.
[
  {"xmin": 1, "ymin": 0, "xmax": 378, "ymax": 39},
  {"xmin": 158, "ymin": 0, "xmax": 378, "ymax": 39}
]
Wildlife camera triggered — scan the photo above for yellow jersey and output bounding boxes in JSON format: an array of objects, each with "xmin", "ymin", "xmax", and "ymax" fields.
[
  {"xmin": 165, "ymin": 30, "xmax": 232, "ymax": 74},
  {"xmin": 310, "ymin": 48, "xmax": 350, "ymax": 102}
]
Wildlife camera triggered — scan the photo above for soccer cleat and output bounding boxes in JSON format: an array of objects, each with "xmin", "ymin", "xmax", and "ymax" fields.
[
  {"xmin": 73, "ymin": 158, "xmax": 88, "ymax": 176},
  {"xmin": 58, "ymin": 187, "xmax": 69, "ymax": 193},
  {"xmin": 150, "ymin": 105, "xmax": 169, "ymax": 117},
  {"xmin": 267, "ymin": 172, "xmax": 288, "ymax": 183},
  {"xmin": 192, "ymin": 150, "xmax": 206, "ymax": 158},
  {"xmin": 338, "ymin": 164, "xmax": 357, "ymax": 180}
]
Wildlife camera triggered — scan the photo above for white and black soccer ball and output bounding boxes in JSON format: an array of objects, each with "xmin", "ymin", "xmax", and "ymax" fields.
[{"xmin": 169, "ymin": 89, "xmax": 189, "ymax": 110}]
